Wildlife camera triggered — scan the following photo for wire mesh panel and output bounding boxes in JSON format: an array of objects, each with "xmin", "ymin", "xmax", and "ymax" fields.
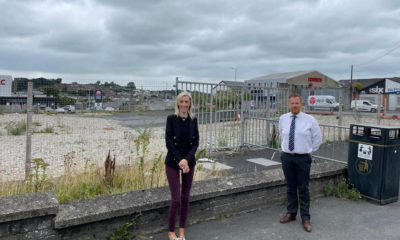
[{"xmin": 176, "ymin": 81, "xmax": 243, "ymax": 152}]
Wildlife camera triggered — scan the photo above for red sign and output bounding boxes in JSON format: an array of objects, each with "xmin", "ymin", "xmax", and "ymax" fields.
[
  {"xmin": 308, "ymin": 77, "xmax": 322, "ymax": 82},
  {"xmin": 309, "ymin": 96, "xmax": 316, "ymax": 105},
  {"xmin": 0, "ymin": 79, "xmax": 5, "ymax": 85}
]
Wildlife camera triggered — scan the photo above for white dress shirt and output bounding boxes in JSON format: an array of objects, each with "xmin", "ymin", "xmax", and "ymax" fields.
[{"xmin": 279, "ymin": 111, "xmax": 322, "ymax": 154}]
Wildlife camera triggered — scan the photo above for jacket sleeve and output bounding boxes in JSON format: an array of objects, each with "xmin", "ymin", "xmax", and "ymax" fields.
[
  {"xmin": 165, "ymin": 115, "xmax": 183, "ymax": 162},
  {"xmin": 185, "ymin": 117, "xmax": 199, "ymax": 164}
]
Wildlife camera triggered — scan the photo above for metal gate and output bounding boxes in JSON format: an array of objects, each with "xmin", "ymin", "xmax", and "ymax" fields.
[{"xmin": 176, "ymin": 80, "xmax": 289, "ymax": 152}]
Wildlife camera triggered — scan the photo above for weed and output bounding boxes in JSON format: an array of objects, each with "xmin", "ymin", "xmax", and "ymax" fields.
[
  {"xmin": 108, "ymin": 221, "xmax": 134, "ymax": 240},
  {"xmin": 28, "ymin": 158, "xmax": 50, "ymax": 192},
  {"xmin": 33, "ymin": 121, "xmax": 42, "ymax": 127},
  {"xmin": 104, "ymin": 150, "xmax": 116, "ymax": 187},
  {"xmin": 217, "ymin": 137, "xmax": 228, "ymax": 148},
  {"xmin": 36, "ymin": 126, "xmax": 54, "ymax": 134},
  {"xmin": 323, "ymin": 178, "xmax": 362, "ymax": 201},
  {"xmin": 134, "ymin": 127, "xmax": 152, "ymax": 188},
  {"xmin": 5, "ymin": 121, "xmax": 26, "ymax": 135}
]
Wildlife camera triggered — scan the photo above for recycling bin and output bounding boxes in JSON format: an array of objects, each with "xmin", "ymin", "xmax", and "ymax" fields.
[{"xmin": 348, "ymin": 124, "xmax": 400, "ymax": 204}]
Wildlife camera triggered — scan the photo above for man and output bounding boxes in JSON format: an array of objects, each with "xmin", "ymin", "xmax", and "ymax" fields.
[{"xmin": 278, "ymin": 94, "xmax": 322, "ymax": 232}]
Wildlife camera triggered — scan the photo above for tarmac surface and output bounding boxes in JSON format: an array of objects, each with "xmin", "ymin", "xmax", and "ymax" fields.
[
  {"xmin": 144, "ymin": 148, "xmax": 400, "ymax": 240},
  {"xmin": 147, "ymin": 196, "xmax": 400, "ymax": 240}
]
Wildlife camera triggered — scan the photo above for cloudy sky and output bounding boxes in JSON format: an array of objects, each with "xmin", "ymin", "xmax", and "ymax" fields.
[{"xmin": 0, "ymin": 0, "xmax": 399, "ymax": 89}]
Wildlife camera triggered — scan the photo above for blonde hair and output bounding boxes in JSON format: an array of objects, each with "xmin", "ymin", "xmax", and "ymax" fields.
[{"xmin": 174, "ymin": 91, "xmax": 194, "ymax": 117}]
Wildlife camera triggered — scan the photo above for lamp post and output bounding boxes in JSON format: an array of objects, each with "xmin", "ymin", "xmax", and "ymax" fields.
[{"xmin": 231, "ymin": 67, "xmax": 237, "ymax": 81}]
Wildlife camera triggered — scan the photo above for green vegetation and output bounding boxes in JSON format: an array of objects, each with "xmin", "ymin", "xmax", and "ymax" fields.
[
  {"xmin": 0, "ymin": 148, "xmax": 169, "ymax": 204},
  {"xmin": 5, "ymin": 120, "xmax": 26, "ymax": 135},
  {"xmin": 323, "ymin": 178, "xmax": 362, "ymax": 200},
  {"xmin": 0, "ymin": 126, "xmax": 212, "ymax": 204},
  {"xmin": 108, "ymin": 221, "xmax": 134, "ymax": 240}
]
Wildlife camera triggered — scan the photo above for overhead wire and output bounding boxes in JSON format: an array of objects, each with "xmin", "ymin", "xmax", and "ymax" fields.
[{"xmin": 354, "ymin": 39, "xmax": 400, "ymax": 68}]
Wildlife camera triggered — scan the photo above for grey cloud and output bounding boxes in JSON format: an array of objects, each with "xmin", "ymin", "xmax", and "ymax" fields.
[{"xmin": 0, "ymin": 0, "xmax": 399, "ymax": 84}]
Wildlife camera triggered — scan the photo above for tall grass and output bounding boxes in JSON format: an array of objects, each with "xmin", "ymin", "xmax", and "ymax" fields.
[
  {"xmin": 0, "ymin": 151, "xmax": 168, "ymax": 204},
  {"xmin": 0, "ymin": 126, "xmax": 213, "ymax": 204},
  {"xmin": 5, "ymin": 120, "xmax": 26, "ymax": 135}
]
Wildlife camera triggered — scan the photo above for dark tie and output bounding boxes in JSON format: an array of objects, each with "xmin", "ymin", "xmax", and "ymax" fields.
[{"xmin": 288, "ymin": 115, "xmax": 296, "ymax": 151}]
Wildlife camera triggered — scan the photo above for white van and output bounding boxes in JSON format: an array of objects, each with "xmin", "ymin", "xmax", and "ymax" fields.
[
  {"xmin": 351, "ymin": 100, "xmax": 379, "ymax": 112},
  {"xmin": 307, "ymin": 95, "xmax": 339, "ymax": 111}
]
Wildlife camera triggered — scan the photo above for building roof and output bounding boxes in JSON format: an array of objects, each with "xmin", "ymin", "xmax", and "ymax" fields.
[
  {"xmin": 217, "ymin": 80, "xmax": 245, "ymax": 88},
  {"xmin": 248, "ymin": 71, "xmax": 312, "ymax": 82},
  {"xmin": 339, "ymin": 78, "xmax": 385, "ymax": 88},
  {"xmin": 246, "ymin": 70, "xmax": 341, "ymax": 88}
]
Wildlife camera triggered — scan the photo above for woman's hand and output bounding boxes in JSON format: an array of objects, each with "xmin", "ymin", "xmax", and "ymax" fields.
[{"xmin": 179, "ymin": 159, "xmax": 190, "ymax": 173}]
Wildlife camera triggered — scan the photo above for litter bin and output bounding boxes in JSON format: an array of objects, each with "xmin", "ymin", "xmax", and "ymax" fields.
[{"xmin": 348, "ymin": 124, "xmax": 400, "ymax": 205}]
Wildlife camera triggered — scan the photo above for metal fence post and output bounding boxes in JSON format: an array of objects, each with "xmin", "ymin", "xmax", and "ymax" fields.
[
  {"xmin": 240, "ymin": 87, "xmax": 245, "ymax": 148},
  {"xmin": 208, "ymin": 87, "xmax": 214, "ymax": 153},
  {"xmin": 377, "ymin": 93, "xmax": 381, "ymax": 125},
  {"xmin": 338, "ymin": 88, "xmax": 343, "ymax": 141},
  {"xmin": 25, "ymin": 81, "xmax": 33, "ymax": 180},
  {"xmin": 265, "ymin": 87, "xmax": 271, "ymax": 146}
]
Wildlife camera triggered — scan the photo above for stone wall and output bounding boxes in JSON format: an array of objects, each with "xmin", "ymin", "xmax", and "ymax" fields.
[{"xmin": 0, "ymin": 161, "xmax": 346, "ymax": 239}]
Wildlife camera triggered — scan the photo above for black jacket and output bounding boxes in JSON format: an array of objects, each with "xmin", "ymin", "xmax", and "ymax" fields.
[{"xmin": 165, "ymin": 114, "xmax": 199, "ymax": 169}]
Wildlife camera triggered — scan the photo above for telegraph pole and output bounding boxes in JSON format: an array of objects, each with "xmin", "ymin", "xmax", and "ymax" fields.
[{"xmin": 350, "ymin": 64, "xmax": 353, "ymax": 104}]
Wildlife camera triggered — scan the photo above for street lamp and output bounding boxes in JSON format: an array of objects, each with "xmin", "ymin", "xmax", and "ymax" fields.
[{"xmin": 231, "ymin": 67, "xmax": 237, "ymax": 81}]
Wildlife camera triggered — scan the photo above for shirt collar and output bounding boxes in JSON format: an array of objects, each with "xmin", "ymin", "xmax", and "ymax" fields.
[{"xmin": 290, "ymin": 112, "xmax": 302, "ymax": 118}]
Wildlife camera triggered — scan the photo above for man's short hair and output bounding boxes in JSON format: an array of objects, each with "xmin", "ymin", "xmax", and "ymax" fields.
[{"xmin": 289, "ymin": 94, "xmax": 302, "ymax": 101}]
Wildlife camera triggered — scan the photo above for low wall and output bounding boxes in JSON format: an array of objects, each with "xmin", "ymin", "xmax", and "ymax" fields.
[{"xmin": 0, "ymin": 161, "xmax": 346, "ymax": 239}]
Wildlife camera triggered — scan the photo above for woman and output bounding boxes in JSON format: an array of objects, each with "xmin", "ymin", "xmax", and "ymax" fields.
[{"xmin": 165, "ymin": 91, "xmax": 199, "ymax": 240}]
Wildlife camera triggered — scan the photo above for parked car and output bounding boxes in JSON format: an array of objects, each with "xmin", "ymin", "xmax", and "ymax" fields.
[
  {"xmin": 55, "ymin": 107, "xmax": 66, "ymax": 113},
  {"xmin": 104, "ymin": 107, "xmax": 115, "ymax": 112},
  {"xmin": 64, "ymin": 105, "xmax": 76, "ymax": 113},
  {"xmin": 351, "ymin": 100, "xmax": 380, "ymax": 112},
  {"xmin": 45, "ymin": 107, "xmax": 55, "ymax": 113}
]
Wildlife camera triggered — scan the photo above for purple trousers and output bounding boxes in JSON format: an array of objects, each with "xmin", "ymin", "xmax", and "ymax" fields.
[{"xmin": 165, "ymin": 165, "xmax": 195, "ymax": 232}]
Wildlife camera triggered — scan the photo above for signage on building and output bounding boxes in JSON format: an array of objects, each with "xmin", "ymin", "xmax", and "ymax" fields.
[
  {"xmin": 308, "ymin": 77, "xmax": 322, "ymax": 82},
  {"xmin": 385, "ymin": 79, "xmax": 400, "ymax": 94},
  {"xmin": 95, "ymin": 90, "xmax": 102, "ymax": 102},
  {"xmin": 0, "ymin": 75, "xmax": 12, "ymax": 97},
  {"xmin": 364, "ymin": 80, "xmax": 385, "ymax": 94}
]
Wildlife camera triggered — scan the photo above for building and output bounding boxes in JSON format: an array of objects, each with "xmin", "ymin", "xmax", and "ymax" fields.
[
  {"xmin": 360, "ymin": 78, "xmax": 400, "ymax": 111},
  {"xmin": 0, "ymin": 75, "xmax": 12, "ymax": 97},
  {"xmin": 0, "ymin": 75, "xmax": 57, "ymax": 111},
  {"xmin": 245, "ymin": 70, "xmax": 342, "ymax": 89},
  {"xmin": 244, "ymin": 71, "xmax": 343, "ymax": 107}
]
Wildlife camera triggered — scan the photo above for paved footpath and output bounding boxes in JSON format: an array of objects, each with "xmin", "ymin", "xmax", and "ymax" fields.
[{"xmin": 146, "ymin": 197, "xmax": 400, "ymax": 240}]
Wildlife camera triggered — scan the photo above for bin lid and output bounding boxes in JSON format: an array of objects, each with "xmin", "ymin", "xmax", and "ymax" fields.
[{"xmin": 350, "ymin": 123, "xmax": 400, "ymax": 129}]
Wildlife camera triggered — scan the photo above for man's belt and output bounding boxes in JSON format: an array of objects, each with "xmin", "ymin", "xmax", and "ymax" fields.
[{"xmin": 282, "ymin": 152, "xmax": 310, "ymax": 157}]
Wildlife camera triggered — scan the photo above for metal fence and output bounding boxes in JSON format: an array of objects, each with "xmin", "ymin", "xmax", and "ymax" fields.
[
  {"xmin": 176, "ymin": 80, "xmax": 400, "ymax": 163},
  {"xmin": 2, "ymin": 79, "xmax": 400, "ymax": 182},
  {"xmin": 243, "ymin": 118, "xmax": 351, "ymax": 163}
]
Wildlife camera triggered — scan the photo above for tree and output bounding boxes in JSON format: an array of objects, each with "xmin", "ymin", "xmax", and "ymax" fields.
[
  {"xmin": 42, "ymin": 86, "xmax": 59, "ymax": 97},
  {"xmin": 57, "ymin": 96, "xmax": 75, "ymax": 106},
  {"xmin": 127, "ymin": 82, "xmax": 136, "ymax": 90},
  {"xmin": 352, "ymin": 82, "xmax": 363, "ymax": 93}
]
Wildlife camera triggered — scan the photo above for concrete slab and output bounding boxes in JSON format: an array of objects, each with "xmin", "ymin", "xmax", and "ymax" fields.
[
  {"xmin": 198, "ymin": 162, "xmax": 233, "ymax": 171},
  {"xmin": 246, "ymin": 158, "xmax": 281, "ymax": 167}
]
